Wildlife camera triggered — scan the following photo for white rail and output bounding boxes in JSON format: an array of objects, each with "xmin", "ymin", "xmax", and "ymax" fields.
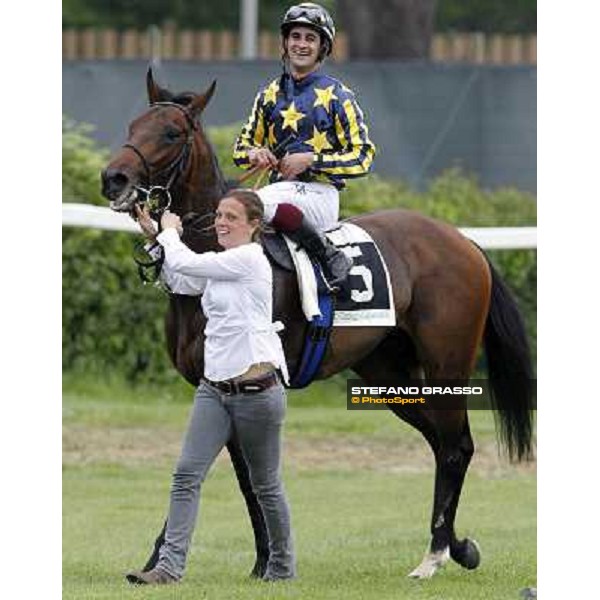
[{"xmin": 62, "ymin": 203, "xmax": 537, "ymax": 250}]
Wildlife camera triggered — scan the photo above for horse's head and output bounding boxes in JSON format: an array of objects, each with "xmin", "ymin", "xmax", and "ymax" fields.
[{"xmin": 101, "ymin": 68, "xmax": 217, "ymax": 216}]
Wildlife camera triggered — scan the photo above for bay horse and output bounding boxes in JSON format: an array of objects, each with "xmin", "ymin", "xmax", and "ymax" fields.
[{"xmin": 100, "ymin": 70, "xmax": 534, "ymax": 579}]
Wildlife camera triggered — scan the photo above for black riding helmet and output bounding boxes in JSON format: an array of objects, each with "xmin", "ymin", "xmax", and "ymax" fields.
[{"xmin": 280, "ymin": 2, "xmax": 336, "ymax": 59}]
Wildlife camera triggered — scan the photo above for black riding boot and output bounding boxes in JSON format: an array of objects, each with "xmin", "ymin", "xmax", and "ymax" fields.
[{"xmin": 287, "ymin": 217, "xmax": 353, "ymax": 290}]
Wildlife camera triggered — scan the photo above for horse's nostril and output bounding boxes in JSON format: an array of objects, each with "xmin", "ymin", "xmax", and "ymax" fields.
[
  {"xmin": 112, "ymin": 172, "xmax": 129, "ymax": 189},
  {"xmin": 102, "ymin": 169, "xmax": 130, "ymax": 196}
]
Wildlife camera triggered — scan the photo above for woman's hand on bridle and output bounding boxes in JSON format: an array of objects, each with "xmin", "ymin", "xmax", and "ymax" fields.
[
  {"xmin": 161, "ymin": 210, "xmax": 183, "ymax": 236},
  {"xmin": 135, "ymin": 204, "xmax": 158, "ymax": 241}
]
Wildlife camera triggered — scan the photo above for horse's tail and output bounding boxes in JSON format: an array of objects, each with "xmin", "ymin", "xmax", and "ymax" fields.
[{"xmin": 482, "ymin": 256, "xmax": 535, "ymax": 462}]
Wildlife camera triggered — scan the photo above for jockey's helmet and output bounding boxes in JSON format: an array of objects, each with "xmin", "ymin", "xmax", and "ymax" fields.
[{"xmin": 280, "ymin": 3, "xmax": 336, "ymax": 57}]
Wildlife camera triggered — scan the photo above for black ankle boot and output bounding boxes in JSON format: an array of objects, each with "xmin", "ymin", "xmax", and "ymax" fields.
[{"xmin": 286, "ymin": 218, "xmax": 353, "ymax": 290}]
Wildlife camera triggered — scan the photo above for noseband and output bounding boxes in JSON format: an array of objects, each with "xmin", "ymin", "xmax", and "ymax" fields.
[
  {"xmin": 123, "ymin": 101, "xmax": 198, "ymax": 218},
  {"xmin": 126, "ymin": 102, "xmax": 220, "ymax": 289}
]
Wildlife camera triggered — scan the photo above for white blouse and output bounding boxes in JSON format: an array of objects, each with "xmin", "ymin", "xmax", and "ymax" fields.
[{"xmin": 156, "ymin": 228, "xmax": 289, "ymax": 383}]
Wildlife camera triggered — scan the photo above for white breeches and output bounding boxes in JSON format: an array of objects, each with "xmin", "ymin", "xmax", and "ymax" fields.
[{"xmin": 256, "ymin": 181, "xmax": 340, "ymax": 232}]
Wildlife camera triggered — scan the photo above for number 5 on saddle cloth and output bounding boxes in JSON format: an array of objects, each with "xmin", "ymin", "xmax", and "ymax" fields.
[{"xmin": 262, "ymin": 222, "xmax": 396, "ymax": 388}]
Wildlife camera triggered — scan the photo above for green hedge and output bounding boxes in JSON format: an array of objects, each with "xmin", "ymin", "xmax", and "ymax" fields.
[{"xmin": 62, "ymin": 118, "xmax": 536, "ymax": 383}]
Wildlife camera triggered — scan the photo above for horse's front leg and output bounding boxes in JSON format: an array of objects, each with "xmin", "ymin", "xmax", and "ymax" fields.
[
  {"xmin": 141, "ymin": 521, "xmax": 166, "ymax": 573},
  {"xmin": 139, "ymin": 436, "xmax": 270, "ymax": 578},
  {"xmin": 226, "ymin": 435, "xmax": 270, "ymax": 577}
]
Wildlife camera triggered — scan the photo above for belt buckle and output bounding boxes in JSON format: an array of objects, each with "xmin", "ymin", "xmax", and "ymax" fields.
[{"xmin": 221, "ymin": 380, "xmax": 235, "ymax": 395}]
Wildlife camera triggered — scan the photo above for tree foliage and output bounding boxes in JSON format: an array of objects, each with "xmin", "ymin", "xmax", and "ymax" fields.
[
  {"xmin": 436, "ymin": 0, "xmax": 536, "ymax": 34},
  {"xmin": 63, "ymin": 0, "xmax": 535, "ymax": 33},
  {"xmin": 62, "ymin": 0, "xmax": 335, "ymax": 29}
]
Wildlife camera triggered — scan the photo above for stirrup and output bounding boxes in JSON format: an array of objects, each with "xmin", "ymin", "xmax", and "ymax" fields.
[{"xmin": 322, "ymin": 251, "xmax": 353, "ymax": 292}]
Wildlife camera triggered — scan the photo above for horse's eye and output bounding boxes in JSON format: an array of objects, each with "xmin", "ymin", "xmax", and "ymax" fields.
[{"xmin": 165, "ymin": 128, "xmax": 181, "ymax": 142}]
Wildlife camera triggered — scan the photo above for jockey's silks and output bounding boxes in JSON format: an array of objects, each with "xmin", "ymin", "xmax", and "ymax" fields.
[{"xmin": 234, "ymin": 69, "xmax": 376, "ymax": 190}]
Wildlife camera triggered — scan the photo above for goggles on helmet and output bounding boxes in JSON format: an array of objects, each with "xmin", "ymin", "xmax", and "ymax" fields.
[{"xmin": 284, "ymin": 5, "xmax": 330, "ymax": 27}]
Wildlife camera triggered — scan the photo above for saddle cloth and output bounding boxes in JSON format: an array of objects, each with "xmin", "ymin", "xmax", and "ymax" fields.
[{"xmin": 284, "ymin": 222, "xmax": 396, "ymax": 327}]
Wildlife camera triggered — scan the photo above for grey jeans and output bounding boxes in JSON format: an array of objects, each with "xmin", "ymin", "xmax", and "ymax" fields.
[{"xmin": 156, "ymin": 380, "xmax": 295, "ymax": 580}]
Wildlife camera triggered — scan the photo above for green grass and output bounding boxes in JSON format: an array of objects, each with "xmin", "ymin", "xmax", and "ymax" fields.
[{"xmin": 63, "ymin": 377, "xmax": 536, "ymax": 599}]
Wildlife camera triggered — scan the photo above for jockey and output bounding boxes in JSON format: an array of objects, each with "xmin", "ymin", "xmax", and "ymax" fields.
[{"xmin": 233, "ymin": 2, "xmax": 376, "ymax": 290}]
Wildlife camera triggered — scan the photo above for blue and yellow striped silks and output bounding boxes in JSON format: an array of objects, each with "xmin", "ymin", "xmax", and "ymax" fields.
[{"xmin": 233, "ymin": 69, "xmax": 376, "ymax": 190}]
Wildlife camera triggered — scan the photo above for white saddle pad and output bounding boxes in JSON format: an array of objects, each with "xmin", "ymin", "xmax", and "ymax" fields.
[{"xmin": 284, "ymin": 222, "xmax": 396, "ymax": 327}]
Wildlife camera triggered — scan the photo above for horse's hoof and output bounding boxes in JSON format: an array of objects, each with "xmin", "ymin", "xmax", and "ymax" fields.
[
  {"xmin": 249, "ymin": 559, "xmax": 268, "ymax": 579},
  {"xmin": 450, "ymin": 537, "xmax": 481, "ymax": 570},
  {"xmin": 407, "ymin": 547, "xmax": 450, "ymax": 579}
]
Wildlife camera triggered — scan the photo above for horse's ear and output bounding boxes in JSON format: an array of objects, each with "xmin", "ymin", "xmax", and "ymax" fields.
[
  {"xmin": 146, "ymin": 67, "xmax": 172, "ymax": 104},
  {"xmin": 190, "ymin": 80, "xmax": 217, "ymax": 116}
]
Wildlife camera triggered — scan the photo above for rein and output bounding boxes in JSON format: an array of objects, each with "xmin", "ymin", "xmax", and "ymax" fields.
[{"xmin": 133, "ymin": 210, "xmax": 217, "ymax": 291}]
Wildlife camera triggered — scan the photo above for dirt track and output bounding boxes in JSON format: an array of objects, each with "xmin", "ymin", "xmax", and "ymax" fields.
[{"xmin": 63, "ymin": 424, "xmax": 536, "ymax": 477}]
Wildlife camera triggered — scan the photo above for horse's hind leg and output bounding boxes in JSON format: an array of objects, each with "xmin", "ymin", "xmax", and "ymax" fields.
[
  {"xmin": 406, "ymin": 280, "xmax": 488, "ymax": 578},
  {"xmin": 441, "ymin": 419, "xmax": 480, "ymax": 570},
  {"xmin": 407, "ymin": 410, "xmax": 479, "ymax": 578},
  {"xmin": 352, "ymin": 330, "xmax": 481, "ymax": 578},
  {"xmin": 351, "ymin": 333, "xmax": 453, "ymax": 576}
]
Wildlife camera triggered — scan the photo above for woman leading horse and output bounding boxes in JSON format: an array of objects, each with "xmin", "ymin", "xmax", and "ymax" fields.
[
  {"xmin": 125, "ymin": 192, "xmax": 296, "ymax": 585},
  {"xmin": 100, "ymin": 68, "xmax": 534, "ymax": 579}
]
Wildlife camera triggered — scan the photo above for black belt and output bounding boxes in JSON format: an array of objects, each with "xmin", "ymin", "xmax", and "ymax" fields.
[{"xmin": 204, "ymin": 371, "xmax": 279, "ymax": 395}]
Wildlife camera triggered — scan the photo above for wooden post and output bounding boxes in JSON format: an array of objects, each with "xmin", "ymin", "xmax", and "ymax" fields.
[
  {"xmin": 472, "ymin": 32, "xmax": 485, "ymax": 64},
  {"xmin": 98, "ymin": 28, "xmax": 118, "ymax": 59},
  {"xmin": 269, "ymin": 32, "xmax": 280, "ymax": 59},
  {"xmin": 178, "ymin": 30, "xmax": 195, "ymax": 60},
  {"xmin": 331, "ymin": 32, "xmax": 348, "ymax": 62},
  {"xmin": 450, "ymin": 32, "xmax": 468, "ymax": 62},
  {"xmin": 258, "ymin": 31, "xmax": 272, "ymax": 59},
  {"xmin": 507, "ymin": 35, "xmax": 523, "ymax": 64},
  {"xmin": 490, "ymin": 34, "xmax": 504, "ymax": 64},
  {"xmin": 81, "ymin": 28, "xmax": 97, "ymax": 60},
  {"xmin": 197, "ymin": 30, "xmax": 213, "ymax": 60},
  {"xmin": 525, "ymin": 34, "xmax": 537, "ymax": 65},
  {"xmin": 121, "ymin": 29, "xmax": 140, "ymax": 59},
  {"xmin": 138, "ymin": 30, "xmax": 150, "ymax": 59},
  {"xmin": 162, "ymin": 23, "xmax": 176, "ymax": 59},
  {"xmin": 217, "ymin": 31, "xmax": 235, "ymax": 60},
  {"xmin": 63, "ymin": 29, "xmax": 78, "ymax": 60},
  {"xmin": 431, "ymin": 33, "xmax": 446, "ymax": 62}
]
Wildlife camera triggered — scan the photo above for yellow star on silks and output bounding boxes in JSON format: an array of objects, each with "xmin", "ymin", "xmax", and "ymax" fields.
[
  {"xmin": 280, "ymin": 102, "xmax": 305, "ymax": 132},
  {"xmin": 263, "ymin": 80, "xmax": 279, "ymax": 106},
  {"xmin": 306, "ymin": 127, "xmax": 332, "ymax": 153},
  {"xmin": 313, "ymin": 85, "xmax": 338, "ymax": 113},
  {"xmin": 268, "ymin": 123, "xmax": 277, "ymax": 147}
]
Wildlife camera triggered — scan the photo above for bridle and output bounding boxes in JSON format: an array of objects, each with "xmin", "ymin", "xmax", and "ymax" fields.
[
  {"xmin": 128, "ymin": 103, "xmax": 292, "ymax": 289},
  {"xmin": 127, "ymin": 101, "xmax": 218, "ymax": 288},
  {"xmin": 123, "ymin": 101, "xmax": 198, "ymax": 220}
]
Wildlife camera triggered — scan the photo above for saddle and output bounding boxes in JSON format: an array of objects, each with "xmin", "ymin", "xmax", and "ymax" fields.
[
  {"xmin": 261, "ymin": 224, "xmax": 396, "ymax": 388},
  {"xmin": 261, "ymin": 230, "xmax": 295, "ymax": 273},
  {"xmin": 261, "ymin": 229, "xmax": 334, "ymax": 389}
]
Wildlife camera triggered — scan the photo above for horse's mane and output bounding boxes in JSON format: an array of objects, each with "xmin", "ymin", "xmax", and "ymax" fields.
[{"xmin": 170, "ymin": 92, "xmax": 195, "ymax": 106}]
